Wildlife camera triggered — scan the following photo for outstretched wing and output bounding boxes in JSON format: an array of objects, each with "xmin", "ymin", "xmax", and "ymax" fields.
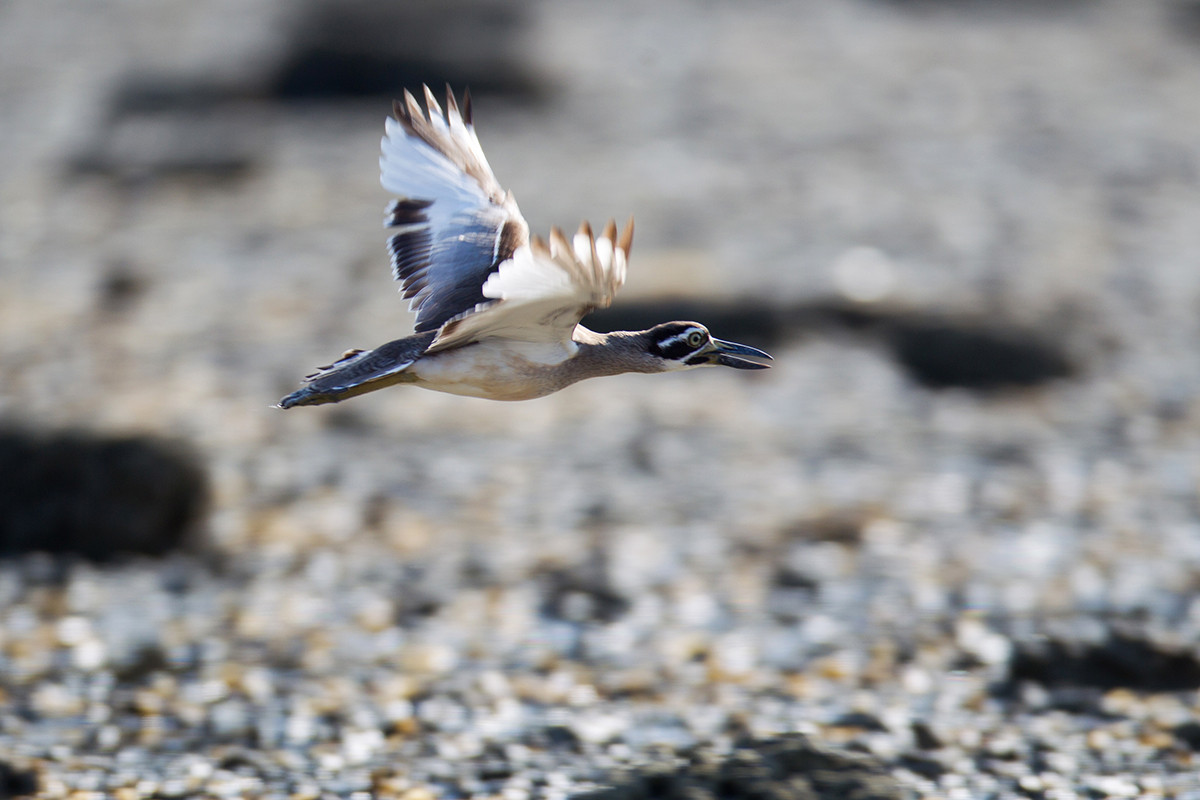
[
  {"xmin": 429, "ymin": 218, "xmax": 633, "ymax": 353},
  {"xmin": 381, "ymin": 85, "xmax": 528, "ymax": 333}
]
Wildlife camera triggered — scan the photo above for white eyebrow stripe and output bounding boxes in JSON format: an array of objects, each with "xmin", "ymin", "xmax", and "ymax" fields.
[{"xmin": 657, "ymin": 329, "xmax": 704, "ymax": 351}]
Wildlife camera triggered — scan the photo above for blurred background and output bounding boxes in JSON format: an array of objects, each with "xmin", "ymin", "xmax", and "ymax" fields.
[{"xmin": 3, "ymin": 0, "xmax": 1200, "ymax": 797}]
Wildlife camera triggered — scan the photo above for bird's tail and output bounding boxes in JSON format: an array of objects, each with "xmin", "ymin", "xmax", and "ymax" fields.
[{"xmin": 276, "ymin": 331, "xmax": 437, "ymax": 409}]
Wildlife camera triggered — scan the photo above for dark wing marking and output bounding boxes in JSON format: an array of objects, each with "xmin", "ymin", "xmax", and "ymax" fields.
[{"xmin": 381, "ymin": 85, "xmax": 528, "ymax": 334}]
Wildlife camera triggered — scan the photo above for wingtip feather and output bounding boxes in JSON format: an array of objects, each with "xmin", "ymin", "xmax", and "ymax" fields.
[
  {"xmin": 588, "ymin": 222, "xmax": 603, "ymax": 275},
  {"xmin": 549, "ymin": 226, "xmax": 571, "ymax": 257},
  {"xmin": 618, "ymin": 216, "xmax": 634, "ymax": 259},
  {"xmin": 404, "ymin": 91, "xmax": 425, "ymax": 127},
  {"xmin": 422, "ymin": 84, "xmax": 443, "ymax": 120},
  {"xmin": 601, "ymin": 219, "xmax": 617, "ymax": 243}
]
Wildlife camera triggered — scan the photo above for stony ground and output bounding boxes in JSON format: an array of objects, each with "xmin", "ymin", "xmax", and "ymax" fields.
[{"xmin": 4, "ymin": 0, "xmax": 1200, "ymax": 797}]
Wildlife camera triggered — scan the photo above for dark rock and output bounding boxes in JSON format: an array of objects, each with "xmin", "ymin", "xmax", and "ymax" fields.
[
  {"xmin": 113, "ymin": 644, "xmax": 172, "ymax": 682},
  {"xmin": 534, "ymin": 724, "xmax": 583, "ymax": 752},
  {"xmin": 95, "ymin": 262, "xmax": 148, "ymax": 316},
  {"xmin": 575, "ymin": 735, "xmax": 904, "ymax": 800},
  {"xmin": 1004, "ymin": 631, "xmax": 1200, "ymax": 693},
  {"xmin": 897, "ymin": 753, "xmax": 945, "ymax": 781},
  {"xmin": 1172, "ymin": 721, "xmax": 1200, "ymax": 751},
  {"xmin": 0, "ymin": 761, "xmax": 38, "ymax": 798},
  {"xmin": 68, "ymin": 106, "xmax": 261, "ymax": 182},
  {"xmin": 782, "ymin": 512, "xmax": 869, "ymax": 545},
  {"xmin": 884, "ymin": 317, "xmax": 1073, "ymax": 391},
  {"xmin": 67, "ymin": 76, "xmax": 263, "ymax": 183},
  {"xmin": 831, "ymin": 712, "xmax": 889, "ymax": 733},
  {"xmin": 538, "ymin": 561, "xmax": 629, "ymax": 624},
  {"xmin": 540, "ymin": 579, "xmax": 629, "ymax": 624},
  {"xmin": 0, "ymin": 428, "xmax": 208, "ymax": 561},
  {"xmin": 771, "ymin": 567, "xmax": 820, "ymax": 591},
  {"xmin": 910, "ymin": 721, "xmax": 943, "ymax": 750},
  {"xmin": 268, "ymin": 0, "xmax": 543, "ymax": 101},
  {"xmin": 1169, "ymin": 1, "xmax": 1200, "ymax": 43}
]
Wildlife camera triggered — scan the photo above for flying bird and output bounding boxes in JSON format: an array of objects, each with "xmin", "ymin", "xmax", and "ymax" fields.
[{"xmin": 278, "ymin": 86, "xmax": 771, "ymax": 408}]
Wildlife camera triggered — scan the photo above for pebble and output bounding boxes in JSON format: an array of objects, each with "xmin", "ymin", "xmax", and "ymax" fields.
[{"xmin": 5, "ymin": 1, "xmax": 1200, "ymax": 798}]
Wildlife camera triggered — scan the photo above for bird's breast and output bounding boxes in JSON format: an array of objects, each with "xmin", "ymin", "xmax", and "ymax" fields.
[{"xmin": 410, "ymin": 339, "xmax": 579, "ymax": 400}]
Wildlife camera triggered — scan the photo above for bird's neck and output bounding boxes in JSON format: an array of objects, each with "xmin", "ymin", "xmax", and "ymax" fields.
[{"xmin": 569, "ymin": 326, "xmax": 661, "ymax": 377}]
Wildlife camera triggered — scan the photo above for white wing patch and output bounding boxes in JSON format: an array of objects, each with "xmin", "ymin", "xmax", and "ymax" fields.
[{"xmin": 428, "ymin": 218, "xmax": 634, "ymax": 352}]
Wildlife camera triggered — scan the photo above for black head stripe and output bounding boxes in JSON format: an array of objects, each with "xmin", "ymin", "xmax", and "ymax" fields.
[
  {"xmin": 649, "ymin": 323, "xmax": 706, "ymax": 360},
  {"xmin": 655, "ymin": 338, "xmax": 696, "ymax": 360}
]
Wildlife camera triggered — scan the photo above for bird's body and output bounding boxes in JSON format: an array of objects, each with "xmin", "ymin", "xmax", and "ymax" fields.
[
  {"xmin": 279, "ymin": 86, "xmax": 770, "ymax": 409},
  {"xmin": 410, "ymin": 329, "xmax": 662, "ymax": 401},
  {"xmin": 414, "ymin": 336, "xmax": 584, "ymax": 401}
]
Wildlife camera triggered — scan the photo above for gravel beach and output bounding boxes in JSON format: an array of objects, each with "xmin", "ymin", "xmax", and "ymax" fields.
[{"xmin": 4, "ymin": 1, "xmax": 1200, "ymax": 797}]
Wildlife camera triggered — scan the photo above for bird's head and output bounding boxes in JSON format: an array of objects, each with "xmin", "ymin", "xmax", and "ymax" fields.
[{"xmin": 644, "ymin": 321, "xmax": 772, "ymax": 371}]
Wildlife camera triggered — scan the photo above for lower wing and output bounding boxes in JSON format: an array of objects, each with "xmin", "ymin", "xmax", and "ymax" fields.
[{"xmin": 277, "ymin": 331, "xmax": 437, "ymax": 408}]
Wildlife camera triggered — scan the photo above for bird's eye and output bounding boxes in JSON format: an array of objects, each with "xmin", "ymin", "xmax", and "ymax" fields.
[{"xmin": 687, "ymin": 331, "xmax": 705, "ymax": 347}]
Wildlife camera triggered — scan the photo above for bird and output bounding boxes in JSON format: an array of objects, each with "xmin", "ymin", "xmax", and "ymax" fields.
[{"xmin": 278, "ymin": 85, "xmax": 771, "ymax": 408}]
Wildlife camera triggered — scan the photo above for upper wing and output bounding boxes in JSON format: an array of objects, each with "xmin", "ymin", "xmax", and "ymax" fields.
[
  {"xmin": 381, "ymin": 85, "xmax": 528, "ymax": 333},
  {"xmin": 429, "ymin": 218, "xmax": 634, "ymax": 353}
]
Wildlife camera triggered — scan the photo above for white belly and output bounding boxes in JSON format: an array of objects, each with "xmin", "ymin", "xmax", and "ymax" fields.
[{"xmin": 410, "ymin": 339, "xmax": 578, "ymax": 401}]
